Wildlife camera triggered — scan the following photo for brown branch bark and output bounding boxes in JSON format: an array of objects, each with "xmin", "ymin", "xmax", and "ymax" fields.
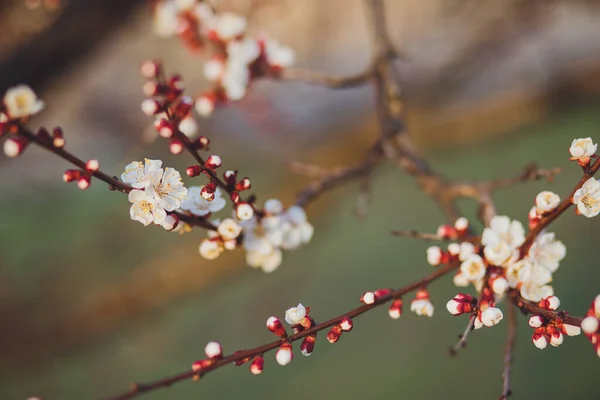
[
  {"xmin": 17, "ymin": 125, "xmax": 217, "ymax": 230},
  {"xmin": 500, "ymin": 304, "xmax": 517, "ymax": 400},
  {"xmin": 102, "ymin": 262, "xmax": 460, "ymax": 400},
  {"xmin": 508, "ymin": 290, "xmax": 583, "ymax": 327}
]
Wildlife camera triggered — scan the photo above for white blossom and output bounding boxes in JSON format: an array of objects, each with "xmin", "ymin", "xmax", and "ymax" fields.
[
  {"xmin": 3, "ymin": 84, "xmax": 45, "ymax": 119},
  {"xmin": 264, "ymin": 39, "xmax": 295, "ymax": 68},
  {"xmin": 246, "ymin": 247, "xmax": 283, "ymax": 273},
  {"xmin": 481, "ymin": 307, "xmax": 503, "ymax": 327},
  {"xmin": 284, "ymin": 304, "xmax": 306, "ymax": 326},
  {"xmin": 227, "ymin": 37, "xmax": 260, "ymax": 65},
  {"xmin": 204, "ymin": 59, "xmax": 224, "ymax": 82},
  {"xmin": 520, "ymin": 282, "xmax": 554, "ymax": 302},
  {"xmin": 217, "ymin": 218, "xmax": 242, "ymax": 240},
  {"xmin": 459, "ymin": 254, "xmax": 486, "ymax": 281},
  {"xmin": 264, "ymin": 199, "xmax": 284, "ymax": 214},
  {"xmin": 535, "ymin": 191, "xmax": 560, "ymax": 214},
  {"xmin": 121, "ymin": 159, "xmax": 162, "ymax": 189},
  {"xmin": 128, "ymin": 190, "xmax": 166, "ymax": 226},
  {"xmin": 573, "ymin": 178, "xmax": 600, "ymax": 218},
  {"xmin": 481, "ymin": 216, "xmax": 524, "ymax": 266},
  {"xmin": 180, "ymin": 186, "xmax": 226, "ymax": 216},
  {"xmin": 453, "ymin": 272, "xmax": 470, "ymax": 287},
  {"xmin": 214, "ymin": 12, "xmax": 247, "ymax": 40},
  {"xmin": 491, "ymin": 277, "xmax": 509, "ymax": 295},
  {"xmin": 195, "ymin": 95, "xmax": 215, "ymax": 117},
  {"xmin": 527, "ymin": 232, "xmax": 566, "ymax": 273},
  {"xmin": 569, "ymin": 137, "xmax": 597, "ymax": 163},
  {"xmin": 179, "ymin": 116, "xmax": 199, "ymax": 138},
  {"xmin": 221, "ymin": 60, "xmax": 250, "ymax": 100},
  {"xmin": 458, "ymin": 242, "xmax": 475, "ymax": 261},
  {"xmin": 153, "ymin": 0, "xmax": 179, "ymax": 37},
  {"xmin": 199, "ymin": 238, "xmax": 224, "ymax": 260},
  {"xmin": 410, "ymin": 299, "xmax": 434, "ymax": 317}
]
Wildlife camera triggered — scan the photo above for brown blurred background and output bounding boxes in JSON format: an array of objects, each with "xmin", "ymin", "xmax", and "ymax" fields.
[{"xmin": 1, "ymin": 0, "xmax": 600, "ymax": 399}]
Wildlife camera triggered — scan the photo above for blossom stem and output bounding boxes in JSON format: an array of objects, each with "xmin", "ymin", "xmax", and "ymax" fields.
[
  {"xmin": 500, "ymin": 304, "xmax": 517, "ymax": 400},
  {"xmin": 520, "ymin": 157, "xmax": 600, "ymax": 256},
  {"xmin": 101, "ymin": 262, "xmax": 460, "ymax": 400},
  {"xmin": 508, "ymin": 289, "xmax": 583, "ymax": 327},
  {"xmin": 16, "ymin": 125, "xmax": 217, "ymax": 230}
]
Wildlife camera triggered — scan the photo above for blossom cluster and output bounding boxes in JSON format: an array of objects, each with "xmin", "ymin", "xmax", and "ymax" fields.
[
  {"xmin": 1, "ymin": 85, "xmax": 46, "ymax": 157},
  {"xmin": 581, "ymin": 295, "xmax": 600, "ymax": 357},
  {"xmin": 527, "ymin": 296, "xmax": 580, "ymax": 349},
  {"xmin": 122, "ymin": 159, "xmax": 187, "ymax": 227},
  {"xmin": 151, "ymin": 0, "xmax": 295, "ymax": 117}
]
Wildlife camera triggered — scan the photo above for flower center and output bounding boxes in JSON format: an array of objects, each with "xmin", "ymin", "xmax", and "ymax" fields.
[
  {"xmin": 582, "ymin": 194, "xmax": 597, "ymax": 209},
  {"xmin": 153, "ymin": 182, "xmax": 170, "ymax": 199},
  {"xmin": 140, "ymin": 200, "xmax": 154, "ymax": 213}
]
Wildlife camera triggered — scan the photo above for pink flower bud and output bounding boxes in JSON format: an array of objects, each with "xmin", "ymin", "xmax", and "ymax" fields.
[
  {"xmin": 192, "ymin": 359, "xmax": 212, "ymax": 372},
  {"xmin": 194, "ymin": 136, "xmax": 210, "ymax": 150},
  {"xmin": 532, "ymin": 327, "xmax": 548, "ymax": 349},
  {"xmin": 426, "ymin": 246, "xmax": 442, "ymax": 266},
  {"xmin": 249, "ymin": 356, "xmax": 264, "ymax": 375},
  {"xmin": 360, "ymin": 291, "xmax": 375, "ymax": 305},
  {"xmin": 85, "ymin": 159, "xmax": 100, "ymax": 172},
  {"xmin": 340, "ymin": 317, "xmax": 353, "ymax": 332},
  {"xmin": 143, "ymin": 81, "xmax": 165, "ymax": 97},
  {"xmin": 223, "ymin": 170, "xmax": 237, "ymax": 184},
  {"xmin": 300, "ymin": 335, "xmax": 316, "ymax": 356},
  {"xmin": 490, "ymin": 276, "xmax": 509, "ymax": 295},
  {"xmin": 561, "ymin": 323, "xmax": 581, "ymax": 337},
  {"xmin": 77, "ymin": 176, "xmax": 91, "ymax": 190},
  {"xmin": 581, "ymin": 316, "xmax": 599, "ymax": 334},
  {"xmin": 186, "ymin": 165, "xmax": 202, "ymax": 177},
  {"xmin": 275, "ymin": 343, "xmax": 293, "ymax": 366},
  {"xmin": 204, "ymin": 155, "xmax": 222, "ymax": 169},
  {"xmin": 549, "ymin": 329, "xmax": 563, "ymax": 347},
  {"xmin": 3, "ymin": 137, "xmax": 28, "ymax": 157},
  {"xmin": 437, "ymin": 224, "xmax": 457, "ymax": 239},
  {"xmin": 204, "ymin": 341, "xmax": 222, "ymax": 359},
  {"xmin": 481, "ymin": 307, "xmax": 503, "ymax": 327},
  {"xmin": 454, "ymin": 217, "xmax": 469, "ymax": 235},
  {"xmin": 154, "ymin": 118, "xmax": 174, "ymax": 138},
  {"xmin": 161, "ymin": 214, "xmax": 179, "ymax": 231},
  {"xmin": 169, "ymin": 139, "xmax": 184, "ymax": 155},
  {"xmin": 174, "ymin": 96, "xmax": 194, "ymax": 118},
  {"xmin": 374, "ymin": 288, "xmax": 391, "ymax": 298},
  {"xmin": 539, "ymin": 296, "xmax": 560, "ymax": 311},
  {"xmin": 235, "ymin": 177, "xmax": 251, "ymax": 191},
  {"xmin": 230, "ymin": 191, "xmax": 240, "ymax": 203},
  {"xmin": 52, "ymin": 127, "xmax": 65, "ymax": 148},
  {"xmin": 266, "ymin": 316, "xmax": 287, "ymax": 338},
  {"xmin": 63, "ymin": 169, "xmax": 81, "ymax": 183},
  {"xmin": 140, "ymin": 60, "xmax": 160, "ymax": 79},
  {"xmin": 528, "ymin": 315, "xmax": 544, "ymax": 328},
  {"xmin": 195, "ymin": 95, "xmax": 215, "ymax": 117},
  {"xmin": 326, "ymin": 325, "xmax": 342, "ymax": 343},
  {"xmin": 447, "ymin": 243, "xmax": 460, "ymax": 256},
  {"xmin": 201, "ymin": 183, "xmax": 217, "ymax": 201},
  {"xmin": 388, "ymin": 299, "xmax": 403, "ymax": 319},
  {"xmin": 141, "ymin": 99, "xmax": 160, "ymax": 116}
]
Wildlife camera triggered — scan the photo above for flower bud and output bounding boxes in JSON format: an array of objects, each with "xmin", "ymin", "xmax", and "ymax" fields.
[
  {"xmin": 194, "ymin": 136, "xmax": 210, "ymax": 150},
  {"xmin": 141, "ymin": 99, "xmax": 160, "ymax": 116},
  {"xmin": 360, "ymin": 291, "xmax": 375, "ymax": 305},
  {"xmin": 275, "ymin": 343, "xmax": 293, "ymax": 366},
  {"xmin": 3, "ymin": 137, "xmax": 28, "ymax": 157},
  {"xmin": 223, "ymin": 170, "xmax": 237, "ymax": 184},
  {"xmin": 169, "ymin": 139, "xmax": 184, "ymax": 155},
  {"xmin": 339, "ymin": 317, "xmax": 353, "ymax": 332},
  {"xmin": 388, "ymin": 299, "xmax": 403, "ymax": 319},
  {"xmin": 539, "ymin": 295, "xmax": 560, "ymax": 311},
  {"xmin": 195, "ymin": 95, "xmax": 215, "ymax": 117},
  {"xmin": 192, "ymin": 359, "xmax": 212, "ymax": 372},
  {"xmin": 204, "ymin": 155, "xmax": 222, "ymax": 169},
  {"xmin": 140, "ymin": 60, "xmax": 160, "ymax": 79},
  {"xmin": 549, "ymin": 330, "xmax": 564, "ymax": 347},
  {"xmin": 52, "ymin": 127, "xmax": 65, "ymax": 148},
  {"xmin": 581, "ymin": 316, "xmax": 599, "ymax": 334},
  {"xmin": 235, "ymin": 177, "xmax": 251, "ymax": 191},
  {"xmin": 532, "ymin": 331, "xmax": 548, "ymax": 350},
  {"xmin": 204, "ymin": 341, "xmax": 223, "ymax": 359},
  {"xmin": 426, "ymin": 246, "xmax": 442, "ymax": 266},
  {"xmin": 201, "ymin": 183, "xmax": 217, "ymax": 201},
  {"xmin": 528, "ymin": 315, "xmax": 544, "ymax": 328},
  {"xmin": 77, "ymin": 175, "xmax": 91, "ymax": 190},
  {"xmin": 266, "ymin": 316, "xmax": 287, "ymax": 338},
  {"xmin": 300, "ymin": 335, "xmax": 316, "ymax": 356},
  {"xmin": 85, "ymin": 159, "xmax": 100, "ymax": 172},
  {"xmin": 454, "ymin": 217, "xmax": 469, "ymax": 235},
  {"xmin": 437, "ymin": 224, "xmax": 457, "ymax": 239},
  {"xmin": 161, "ymin": 213, "xmax": 179, "ymax": 231},
  {"xmin": 63, "ymin": 169, "xmax": 81, "ymax": 183},
  {"xmin": 155, "ymin": 118, "xmax": 174, "ymax": 138},
  {"xmin": 249, "ymin": 356, "xmax": 264, "ymax": 375},
  {"xmin": 326, "ymin": 325, "xmax": 342, "ymax": 343},
  {"xmin": 186, "ymin": 165, "xmax": 202, "ymax": 177},
  {"xmin": 490, "ymin": 276, "xmax": 509, "ymax": 295},
  {"xmin": 174, "ymin": 96, "xmax": 194, "ymax": 118},
  {"xmin": 562, "ymin": 324, "xmax": 581, "ymax": 337}
]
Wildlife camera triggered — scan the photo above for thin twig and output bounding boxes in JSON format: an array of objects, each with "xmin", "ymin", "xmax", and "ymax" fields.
[
  {"xmin": 500, "ymin": 304, "xmax": 517, "ymax": 400},
  {"xmin": 16, "ymin": 125, "xmax": 217, "ymax": 230},
  {"xmin": 102, "ymin": 262, "xmax": 460, "ymax": 400},
  {"xmin": 390, "ymin": 230, "xmax": 480, "ymax": 243},
  {"xmin": 449, "ymin": 314, "xmax": 477, "ymax": 357},
  {"xmin": 278, "ymin": 68, "xmax": 371, "ymax": 89},
  {"xmin": 508, "ymin": 290, "xmax": 583, "ymax": 327}
]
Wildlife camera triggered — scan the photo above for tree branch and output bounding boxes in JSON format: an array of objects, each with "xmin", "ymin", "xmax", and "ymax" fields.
[
  {"xmin": 102, "ymin": 262, "xmax": 460, "ymax": 400},
  {"xmin": 500, "ymin": 304, "xmax": 517, "ymax": 400}
]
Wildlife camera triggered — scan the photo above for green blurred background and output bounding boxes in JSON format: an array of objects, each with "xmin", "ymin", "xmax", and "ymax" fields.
[{"xmin": 1, "ymin": 1, "xmax": 600, "ymax": 399}]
